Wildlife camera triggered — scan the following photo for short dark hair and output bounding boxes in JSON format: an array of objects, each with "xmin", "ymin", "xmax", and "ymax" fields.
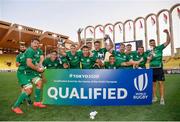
[
  {"xmin": 50, "ymin": 50, "xmax": 57, "ymax": 54},
  {"xmin": 94, "ymin": 41, "xmax": 100, "ymax": 45},
  {"xmin": 19, "ymin": 44, "xmax": 25, "ymax": 47},
  {"xmin": 70, "ymin": 44, "xmax": 76, "ymax": 48},
  {"xmin": 109, "ymin": 55, "xmax": 115, "ymax": 59},
  {"xmin": 120, "ymin": 43, "xmax": 125, "ymax": 46},
  {"xmin": 86, "ymin": 41, "xmax": 92, "ymax": 44},
  {"xmin": 81, "ymin": 45, "xmax": 89, "ymax": 50},
  {"xmin": 149, "ymin": 39, "xmax": 155, "ymax": 43},
  {"xmin": 19, "ymin": 41, "xmax": 25, "ymax": 45},
  {"xmin": 31, "ymin": 37, "xmax": 40, "ymax": 42},
  {"xmin": 138, "ymin": 46, "xmax": 144, "ymax": 49},
  {"xmin": 126, "ymin": 44, "xmax": 132, "ymax": 47}
]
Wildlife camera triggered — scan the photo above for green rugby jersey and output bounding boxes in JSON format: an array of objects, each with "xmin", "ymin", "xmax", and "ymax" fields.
[
  {"xmin": 16, "ymin": 52, "xmax": 26, "ymax": 72},
  {"xmin": 92, "ymin": 48, "xmax": 107, "ymax": 60},
  {"xmin": 58, "ymin": 56, "xmax": 69, "ymax": 69},
  {"xmin": 148, "ymin": 44, "xmax": 165, "ymax": 68},
  {"xmin": 112, "ymin": 50, "xmax": 128, "ymax": 68},
  {"xmin": 43, "ymin": 58, "xmax": 60, "ymax": 69},
  {"xmin": 24, "ymin": 47, "xmax": 40, "ymax": 74},
  {"xmin": 104, "ymin": 61, "xmax": 118, "ymax": 69},
  {"xmin": 133, "ymin": 51, "xmax": 147, "ymax": 68},
  {"xmin": 80, "ymin": 55, "xmax": 97, "ymax": 69},
  {"xmin": 125, "ymin": 51, "xmax": 136, "ymax": 68},
  {"xmin": 66, "ymin": 51, "xmax": 81, "ymax": 69}
]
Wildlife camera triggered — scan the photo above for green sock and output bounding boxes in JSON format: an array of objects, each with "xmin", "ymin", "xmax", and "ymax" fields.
[
  {"xmin": 13, "ymin": 92, "xmax": 28, "ymax": 108},
  {"xmin": 25, "ymin": 95, "xmax": 31, "ymax": 102},
  {"xmin": 35, "ymin": 88, "xmax": 41, "ymax": 102}
]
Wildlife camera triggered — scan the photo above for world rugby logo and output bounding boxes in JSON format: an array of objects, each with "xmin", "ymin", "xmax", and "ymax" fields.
[{"xmin": 134, "ymin": 73, "xmax": 148, "ymax": 91}]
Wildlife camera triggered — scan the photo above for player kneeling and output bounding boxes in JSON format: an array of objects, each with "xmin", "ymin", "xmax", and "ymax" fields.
[{"xmin": 104, "ymin": 55, "xmax": 119, "ymax": 69}]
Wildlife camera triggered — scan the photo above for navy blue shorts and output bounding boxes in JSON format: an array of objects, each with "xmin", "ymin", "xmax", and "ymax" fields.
[{"xmin": 152, "ymin": 67, "xmax": 165, "ymax": 82}]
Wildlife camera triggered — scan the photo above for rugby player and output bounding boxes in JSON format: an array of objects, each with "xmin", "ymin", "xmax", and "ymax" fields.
[
  {"xmin": 80, "ymin": 45, "xmax": 100, "ymax": 69},
  {"xmin": 147, "ymin": 29, "xmax": 171, "ymax": 105},
  {"xmin": 16, "ymin": 44, "xmax": 32, "ymax": 106},
  {"xmin": 12, "ymin": 38, "xmax": 46, "ymax": 114},
  {"xmin": 104, "ymin": 55, "xmax": 119, "ymax": 69},
  {"xmin": 111, "ymin": 43, "xmax": 133, "ymax": 68},
  {"xmin": 43, "ymin": 50, "xmax": 68, "ymax": 69},
  {"xmin": 133, "ymin": 46, "xmax": 147, "ymax": 68}
]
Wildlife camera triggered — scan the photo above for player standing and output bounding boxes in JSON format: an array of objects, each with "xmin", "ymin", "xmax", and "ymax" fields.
[
  {"xmin": 12, "ymin": 38, "xmax": 46, "ymax": 114},
  {"xmin": 147, "ymin": 29, "xmax": 171, "ymax": 105},
  {"xmin": 15, "ymin": 44, "xmax": 32, "ymax": 106}
]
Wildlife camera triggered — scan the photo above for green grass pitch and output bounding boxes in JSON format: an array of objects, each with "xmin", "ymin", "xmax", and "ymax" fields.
[{"xmin": 0, "ymin": 72, "xmax": 180, "ymax": 121}]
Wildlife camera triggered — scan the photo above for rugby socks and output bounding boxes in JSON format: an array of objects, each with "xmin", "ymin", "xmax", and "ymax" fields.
[
  {"xmin": 13, "ymin": 92, "xmax": 29, "ymax": 108},
  {"xmin": 26, "ymin": 95, "xmax": 32, "ymax": 105},
  {"xmin": 35, "ymin": 88, "xmax": 41, "ymax": 102}
]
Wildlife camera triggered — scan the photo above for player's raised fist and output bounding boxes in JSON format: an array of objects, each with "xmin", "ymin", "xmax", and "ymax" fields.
[
  {"xmin": 77, "ymin": 28, "xmax": 83, "ymax": 34},
  {"xmin": 163, "ymin": 29, "xmax": 169, "ymax": 34},
  {"xmin": 104, "ymin": 34, "xmax": 109, "ymax": 40}
]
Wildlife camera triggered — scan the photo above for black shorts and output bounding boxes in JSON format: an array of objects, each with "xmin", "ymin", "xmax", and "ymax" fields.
[{"xmin": 152, "ymin": 67, "xmax": 165, "ymax": 82}]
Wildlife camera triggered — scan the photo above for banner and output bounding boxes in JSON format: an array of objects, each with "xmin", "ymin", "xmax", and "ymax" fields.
[
  {"xmin": 164, "ymin": 69, "xmax": 180, "ymax": 74},
  {"xmin": 42, "ymin": 69, "xmax": 152, "ymax": 106}
]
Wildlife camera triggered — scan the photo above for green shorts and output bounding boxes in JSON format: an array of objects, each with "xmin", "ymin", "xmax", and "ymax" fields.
[
  {"xmin": 17, "ymin": 71, "xmax": 32, "ymax": 86},
  {"xmin": 17, "ymin": 71, "xmax": 42, "ymax": 87}
]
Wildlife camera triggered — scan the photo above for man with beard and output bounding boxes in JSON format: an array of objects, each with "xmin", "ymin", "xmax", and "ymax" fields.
[
  {"xmin": 16, "ymin": 44, "xmax": 32, "ymax": 106},
  {"xmin": 12, "ymin": 38, "xmax": 46, "ymax": 114}
]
